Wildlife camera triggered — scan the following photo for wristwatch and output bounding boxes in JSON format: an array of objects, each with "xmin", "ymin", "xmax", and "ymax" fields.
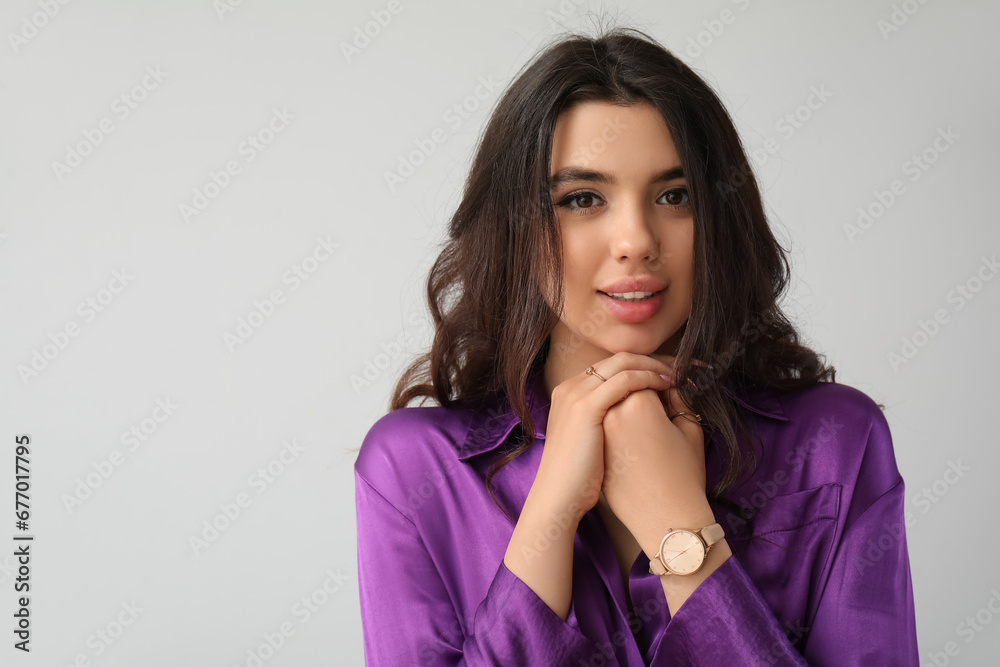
[{"xmin": 648, "ymin": 522, "xmax": 725, "ymax": 576}]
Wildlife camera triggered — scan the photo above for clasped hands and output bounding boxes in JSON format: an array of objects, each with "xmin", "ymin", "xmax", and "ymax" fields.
[{"xmin": 596, "ymin": 352, "xmax": 717, "ymax": 560}]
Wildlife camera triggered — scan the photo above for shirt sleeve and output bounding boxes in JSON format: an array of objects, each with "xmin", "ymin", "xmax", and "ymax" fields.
[
  {"xmin": 646, "ymin": 410, "xmax": 919, "ymax": 665},
  {"xmin": 355, "ymin": 469, "xmax": 597, "ymax": 666}
]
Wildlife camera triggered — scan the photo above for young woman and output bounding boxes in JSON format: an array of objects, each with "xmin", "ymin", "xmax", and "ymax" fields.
[{"xmin": 354, "ymin": 27, "xmax": 919, "ymax": 666}]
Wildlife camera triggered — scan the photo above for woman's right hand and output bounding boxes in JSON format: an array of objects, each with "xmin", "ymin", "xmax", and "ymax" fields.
[{"xmin": 531, "ymin": 352, "xmax": 678, "ymax": 524}]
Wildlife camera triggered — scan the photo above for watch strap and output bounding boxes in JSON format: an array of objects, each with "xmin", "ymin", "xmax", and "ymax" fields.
[{"xmin": 700, "ymin": 522, "xmax": 725, "ymax": 548}]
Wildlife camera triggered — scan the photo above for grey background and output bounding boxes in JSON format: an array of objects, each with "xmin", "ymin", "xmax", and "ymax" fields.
[{"xmin": 1, "ymin": 0, "xmax": 997, "ymax": 665}]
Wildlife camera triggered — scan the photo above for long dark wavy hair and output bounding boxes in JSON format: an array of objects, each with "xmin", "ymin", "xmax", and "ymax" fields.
[{"xmin": 389, "ymin": 27, "xmax": 836, "ymax": 520}]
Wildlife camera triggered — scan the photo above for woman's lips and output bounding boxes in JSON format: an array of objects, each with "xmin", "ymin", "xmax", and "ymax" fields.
[
  {"xmin": 597, "ymin": 276, "xmax": 668, "ymax": 294},
  {"xmin": 597, "ymin": 288, "xmax": 665, "ymax": 323}
]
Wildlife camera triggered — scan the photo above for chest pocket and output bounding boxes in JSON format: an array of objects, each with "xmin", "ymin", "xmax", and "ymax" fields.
[
  {"xmin": 719, "ymin": 483, "xmax": 842, "ymax": 640},
  {"xmin": 731, "ymin": 483, "xmax": 841, "ymax": 536}
]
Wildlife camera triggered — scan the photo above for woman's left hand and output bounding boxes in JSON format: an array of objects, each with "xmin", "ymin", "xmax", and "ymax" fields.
[{"xmin": 599, "ymin": 354, "xmax": 716, "ymax": 556}]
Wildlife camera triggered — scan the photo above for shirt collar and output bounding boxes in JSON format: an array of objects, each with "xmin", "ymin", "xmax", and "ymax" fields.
[{"xmin": 457, "ymin": 366, "xmax": 788, "ymax": 461}]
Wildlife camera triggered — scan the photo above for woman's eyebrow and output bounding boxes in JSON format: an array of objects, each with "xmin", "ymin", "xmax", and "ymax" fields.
[{"xmin": 549, "ymin": 166, "xmax": 685, "ymax": 189}]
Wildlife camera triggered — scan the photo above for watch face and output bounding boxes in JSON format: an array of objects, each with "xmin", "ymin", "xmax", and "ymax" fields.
[{"xmin": 659, "ymin": 530, "xmax": 707, "ymax": 575}]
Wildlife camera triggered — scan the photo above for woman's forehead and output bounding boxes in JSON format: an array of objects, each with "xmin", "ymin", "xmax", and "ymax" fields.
[{"xmin": 550, "ymin": 101, "xmax": 681, "ymax": 182}]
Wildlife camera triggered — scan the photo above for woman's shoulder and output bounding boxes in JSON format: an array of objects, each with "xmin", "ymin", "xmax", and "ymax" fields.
[
  {"xmin": 354, "ymin": 400, "xmax": 502, "ymax": 508},
  {"xmin": 742, "ymin": 377, "xmax": 890, "ymax": 442},
  {"xmin": 747, "ymin": 377, "xmax": 886, "ymax": 422},
  {"xmin": 747, "ymin": 379, "xmax": 902, "ymax": 513},
  {"xmin": 780, "ymin": 380, "xmax": 894, "ymax": 462},
  {"xmin": 785, "ymin": 378, "xmax": 885, "ymax": 416},
  {"xmin": 356, "ymin": 404, "xmax": 466, "ymax": 473}
]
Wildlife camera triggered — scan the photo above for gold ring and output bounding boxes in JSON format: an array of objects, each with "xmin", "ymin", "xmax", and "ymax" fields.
[
  {"xmin": 585, "ymin": 365, "xmax": 607, "ymax": 382},
  {"xmin": 669, "ymin": 411, "xmax": 703, "ymax": 424}
]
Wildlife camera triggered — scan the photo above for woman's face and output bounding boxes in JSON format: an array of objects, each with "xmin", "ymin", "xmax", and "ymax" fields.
[{"xmin": 544, "ymin": 100, "xmax": 694, "ymax": 363}]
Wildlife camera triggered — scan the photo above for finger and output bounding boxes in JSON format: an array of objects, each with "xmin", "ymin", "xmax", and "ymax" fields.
[
  {"xmin": 587, "ymin": 368, "xmax": 674, "ymax": 412},
  {"xmin": 583, "ymin": 352, "xmax": 676, "ymax": 383},
  {"xmin": 662, "ymin": 387, "xmax": 704, "ymax": 440}
]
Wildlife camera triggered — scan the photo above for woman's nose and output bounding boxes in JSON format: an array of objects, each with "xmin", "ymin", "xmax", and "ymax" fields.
[{"xmin": 610, "ymin": 203, "xmax": 659, "ymax": 263}]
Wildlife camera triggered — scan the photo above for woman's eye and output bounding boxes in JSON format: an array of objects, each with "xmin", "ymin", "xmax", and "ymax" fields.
[
  {"xmin": 659, "ymin": 188, "xmax": 690, "ymax": 208},
  {"xmin": 557, "ymin": 192, "xmax": 603, "ymax": 211},
  {"xmin": 556, "ymin": 188, "xmax": 689, "ymax": 213}
]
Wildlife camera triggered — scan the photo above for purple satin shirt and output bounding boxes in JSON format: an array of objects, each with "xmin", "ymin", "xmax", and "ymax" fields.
[{"xmin": 354, "ymin": 368, "xmax": 919, "ymax": 665}]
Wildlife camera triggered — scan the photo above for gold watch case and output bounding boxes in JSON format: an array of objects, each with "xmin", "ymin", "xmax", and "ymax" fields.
[{"xmin": 657, "ymin": 528, "xmax": 708, "ymax": 575}]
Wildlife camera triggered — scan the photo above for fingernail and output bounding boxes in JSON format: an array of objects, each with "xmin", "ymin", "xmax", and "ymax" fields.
[{"xmin": 659, "ymin": 374, "xmax": 674, "ymax": 383}]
